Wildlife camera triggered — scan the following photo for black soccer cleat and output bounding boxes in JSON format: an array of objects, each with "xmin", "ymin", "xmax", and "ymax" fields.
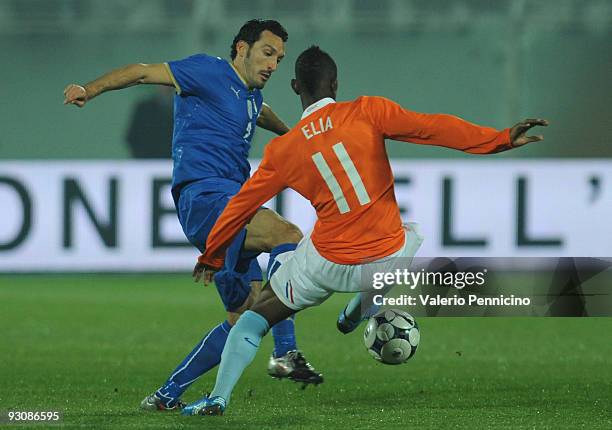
[{"xmin": 267, "ymin": 350, "xmax": 324, "ymax": 386}]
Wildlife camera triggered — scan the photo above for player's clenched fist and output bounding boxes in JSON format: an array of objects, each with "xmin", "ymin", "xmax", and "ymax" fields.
[{"xmin": 63, "ymin": 84, "xmax": 88, "ymax": 107}]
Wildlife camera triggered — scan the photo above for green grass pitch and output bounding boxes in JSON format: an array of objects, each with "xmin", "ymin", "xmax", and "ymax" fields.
[{"xmin": 1, "ymin": 274, "xmax": 610, "ymax": 429}]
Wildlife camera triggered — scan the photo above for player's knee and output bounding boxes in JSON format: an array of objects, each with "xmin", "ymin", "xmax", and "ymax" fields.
[
  {"xmin": 283, "ymin": 223, "xmax": 303, "ymax": 244},
  {"xmin": 269, "ymin": 222, "xmax": 302, "ymax": 248},
  {"xmin": 227, "ymin": 304, "xmax": 249, "ymax": 324},
  {"xmin": 227, "ymin": 312, "xmax": 240, "ymax": 326},
  {"xmin": 227, "ymin": 286, "xmax": 258, "ymax": 324},
  {"xmin": 246, "ymin": 211, "xmax": 303, "ymax": 251}
]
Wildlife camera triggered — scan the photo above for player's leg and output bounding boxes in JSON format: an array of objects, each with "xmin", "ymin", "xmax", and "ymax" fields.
[
  {"xmin": 337, "ymin": 291, "xmax": 384, "ymax": 334},
  {"xmin": 141, "ymin": 188, "xmax": 247, "ymax": 410},
  {"xmin": 152, "ymin": 271, "xmax": 261, "ymax": 410},
  {"xmin": 182, "ymin": 286, "xmax": 296, "ymax": 416},
  {"xmin": 217, "ymin": 242, "xmax": 323, "ymax": 386},
  {"xmin": 214, "ymin": 287, "xmax": 298, "ymax": 401},
  {"xmin": 151, "ymin": 228, "xmax": 257, "ymax": 410},
  {"xmin": 244, "ymin": 208, "xmax": 302, "ymax": 358},
  {"xmin": 337, "ymin": 223, "xmax": 425, "ymax": 334},
  {"xmin": 156, "ymin": 203, "xmax": 315, "ymax": 402},
  {"xmin": 148, "ymin": 206, "xmax": 312, "ymax": 409},
  {"xmin": 243, "ymin": 208, "xmax": 322, "ymax": 380},
  {"xmin": 241, "ymin": 262, "xmax": 300, "ymax": 369},
  {"xmin": 225, "ymin": 283, "xmax": 260, "ymax": 325},
  {"xmin": 243, "ymin": 207, "xmax": 302, "ymax": 251},
  {"xmin": 224, "ymin": 261, "xmax": 263, "ymax": 325},
  {"xmin": 213, "ymin": 212, "xmax": 306, "ymax": 367},
  {"xmin": 183, "ymin": 235, "xmax": 333, "ymax": 416}
]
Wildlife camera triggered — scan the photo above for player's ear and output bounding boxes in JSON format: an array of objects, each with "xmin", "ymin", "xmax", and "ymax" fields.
[
  {"xmin": 291, "ymin": 79, "xmax": 300, "ymax": 95},
  {"xmin": 236, "ymin": 40, "xmax": 248, "ymax": 58},
  {"xmin": 331, "ymin": 79, "xmax": 338, "ymax": 97}
]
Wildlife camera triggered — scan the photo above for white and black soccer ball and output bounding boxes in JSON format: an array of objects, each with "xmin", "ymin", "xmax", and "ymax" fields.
[{"xmin": 363, "ymin": 309, "xmax": 420, "ymax": 365}]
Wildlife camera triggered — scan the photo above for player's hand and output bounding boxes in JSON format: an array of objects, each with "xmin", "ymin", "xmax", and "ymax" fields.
[
  {"xmin": 509, "ymin": 118, "xmax": 549, "ymax": 147},
  {"xmin": 63, "ymin": 84, "xmax": 89, "ymax": 107},
  {"xmin": 192, "ymin": 262, "xmax": 217, "ymax": 286}
]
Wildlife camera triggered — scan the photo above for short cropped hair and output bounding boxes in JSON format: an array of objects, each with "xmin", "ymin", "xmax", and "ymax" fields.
[
  {"xmin": 295, "ymin": 46, "xmax": 337, "ymax": 95},
  {"xmin": 230, "ymin": 19, "xmax": 288, "ymax": 59}
]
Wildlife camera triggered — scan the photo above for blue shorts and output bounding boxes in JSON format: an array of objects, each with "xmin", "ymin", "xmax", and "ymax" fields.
[{"xmin": 175, "ymin": 179, "xmax": 263, "ymax": 312}]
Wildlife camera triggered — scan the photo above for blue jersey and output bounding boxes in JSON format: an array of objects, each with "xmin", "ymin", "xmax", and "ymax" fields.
[{"xmin": 166, "ymin": 54, "xmax": 263, "ymax": 195}]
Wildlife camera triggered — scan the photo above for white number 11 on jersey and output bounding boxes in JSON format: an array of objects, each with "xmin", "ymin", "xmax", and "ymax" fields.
[{"xmin": 311, "ymin": 142, "xmax": 371, "ymax": 214}]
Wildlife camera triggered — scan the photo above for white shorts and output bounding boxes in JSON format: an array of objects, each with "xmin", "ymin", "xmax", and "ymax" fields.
[{"xmin": 270, "ymin": 223, "xmax": 424, "ymax": 311}]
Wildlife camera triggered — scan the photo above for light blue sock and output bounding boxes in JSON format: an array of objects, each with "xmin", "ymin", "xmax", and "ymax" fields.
[
  {"xmin": 344, "ymin": 292, "xmax": 381, "ymax": 321},
  {"xmin": 210, "ymin": 310, "xmax": 270, "ymax": 404},
  {"xmin": 343, "ymin": 293, "xmax": 364, "ymax": 321}
]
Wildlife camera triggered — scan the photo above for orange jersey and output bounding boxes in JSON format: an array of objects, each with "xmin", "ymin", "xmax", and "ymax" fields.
[{"xmin": 199, "ymin": 96, "xmax": 511, "ymax": 268}]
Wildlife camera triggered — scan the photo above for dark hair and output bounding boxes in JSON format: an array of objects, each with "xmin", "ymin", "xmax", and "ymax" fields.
[
  {"xmin": 295, "ymin": 45, "xmax": 337, "ymax": 95},
  {"xmin": 230, "ymin": 19, "xmax": 288, "ymax": 59}
]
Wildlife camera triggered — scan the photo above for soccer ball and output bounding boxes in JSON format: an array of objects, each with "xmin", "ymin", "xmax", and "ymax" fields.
[{"xmin": 363, "ymin": 309, "xmax": 420, "ymax": 365}]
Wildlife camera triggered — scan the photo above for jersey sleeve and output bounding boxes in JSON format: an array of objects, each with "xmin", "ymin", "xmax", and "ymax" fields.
[
  {"xmin": 361, "ymin": 96, "xmax": 512, "ymax": 154},
  {"xmin": 166, "ymin": 54, "xmax": 216, "ymax": 96},
  {"xmin": 198, "ymin": 143, "xmax": 287, "ymax": 269}
]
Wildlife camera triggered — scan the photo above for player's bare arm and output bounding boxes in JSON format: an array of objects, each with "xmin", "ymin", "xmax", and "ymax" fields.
[
  {"xmin": 63, "ymin": 63, "xmax": 174, "ymax": 107},
  {"xmin": 509, "ymin": 118, "xmax": 549, "ymax": 147},
  {"xmin": 257, "ymin": 103, "xmax": 290, "ymax": 135}
]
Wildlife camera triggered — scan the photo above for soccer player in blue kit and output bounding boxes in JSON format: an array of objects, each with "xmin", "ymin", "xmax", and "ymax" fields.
[{"xmin": 63, "ymin": 19, "xmax": 323, "ymax": 410}]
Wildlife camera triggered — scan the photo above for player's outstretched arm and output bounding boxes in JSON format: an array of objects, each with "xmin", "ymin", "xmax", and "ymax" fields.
[
  {"xmin": 257, "ymin": 103, "xmax": 290, "ymax": 135},
  {"xmin": 364, "ymin": 96, "xmax": 548, "ymax": 154},
  {"xmin": 63, "ymin": 63, "xmax": 174, "ymax": 107}
]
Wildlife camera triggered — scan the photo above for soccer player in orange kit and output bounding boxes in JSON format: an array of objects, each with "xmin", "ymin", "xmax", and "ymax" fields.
[{"xmin": 182, "ymin": 45, "xmax": 548, "ymax": 416}]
